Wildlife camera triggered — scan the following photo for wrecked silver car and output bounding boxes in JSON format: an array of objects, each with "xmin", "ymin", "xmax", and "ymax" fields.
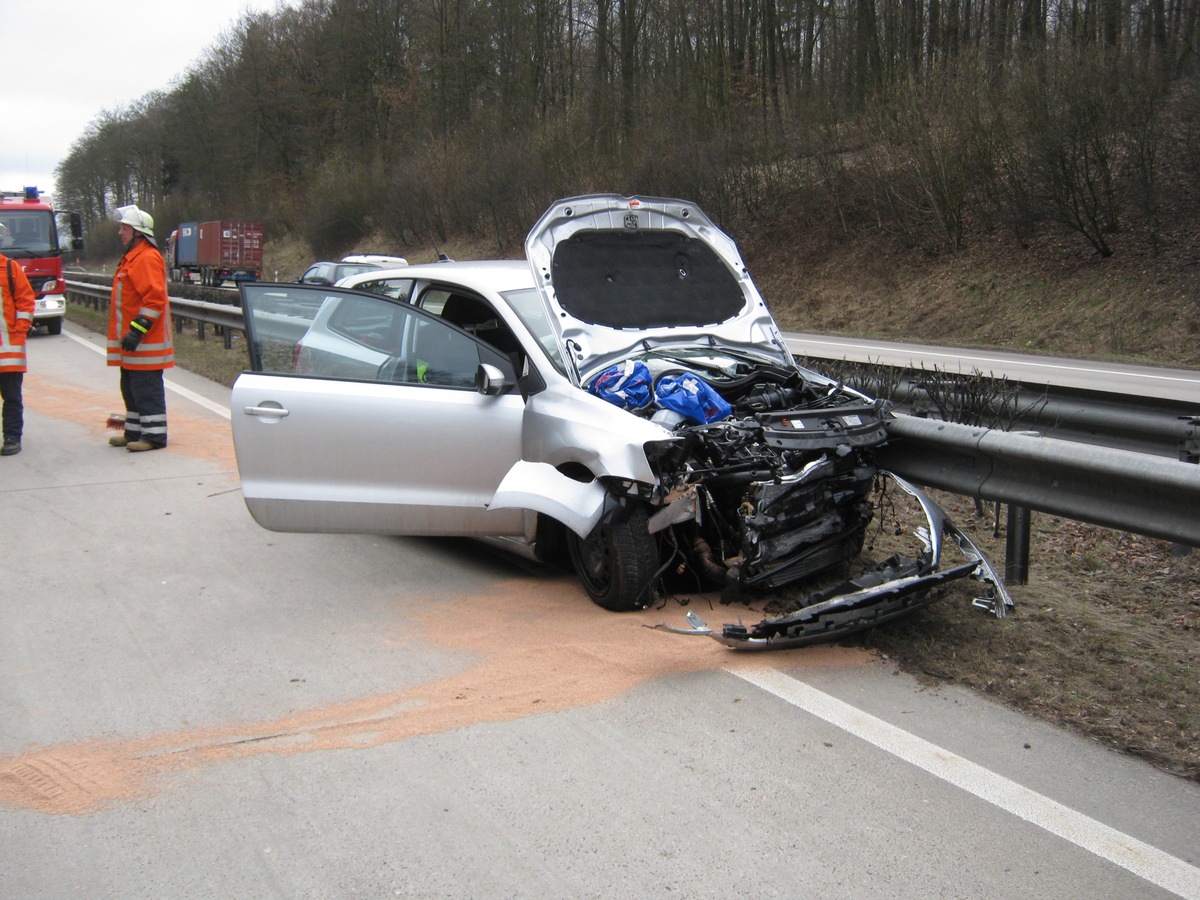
[{"xmin": 232, "ymin": 194, "xmax": 1010, "ymax": 650}]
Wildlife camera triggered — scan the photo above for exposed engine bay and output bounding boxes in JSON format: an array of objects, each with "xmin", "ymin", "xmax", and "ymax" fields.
[{"xmin": 585, "ymin": 347, "xmax": 1012, "ymax": 650}]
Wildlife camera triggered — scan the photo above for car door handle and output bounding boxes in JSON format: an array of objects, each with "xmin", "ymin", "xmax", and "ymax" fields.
[{"xmin": 243, "ymin": 405, "xmax": 290, "ymax": 418}]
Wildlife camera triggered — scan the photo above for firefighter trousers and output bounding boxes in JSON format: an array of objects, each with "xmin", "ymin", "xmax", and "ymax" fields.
[
  {"xmin": 120, "ymin": 368, "xmax": 168, "ymax": 448},
  {"xmin": 0, "ymin": 371, "xmax": 22, "ymax": 440}
]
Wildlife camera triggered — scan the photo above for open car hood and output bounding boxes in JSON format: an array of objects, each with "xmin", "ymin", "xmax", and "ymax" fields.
[{"xmin": 524, "ymin": 194, "xmax": 791, "ymax": 381}]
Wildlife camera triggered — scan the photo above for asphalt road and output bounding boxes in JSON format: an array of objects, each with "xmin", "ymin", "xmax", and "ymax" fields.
[{"xmin": 3, "ymin": 324, "xmax": 1199, "ymax": 899}]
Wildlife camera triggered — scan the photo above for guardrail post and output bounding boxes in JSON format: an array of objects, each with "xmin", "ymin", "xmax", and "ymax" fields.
[
  {"xmin": 1004, "ymin": 505, "xmax": 1031, "ymax": 584},
  {"xmin": 1173, "ymin": 416, "xmax": 1199, "ymax": 557},
  {"xmin": 1181, "ymin": 416, "xmax": 1200, "ymax": 465}
]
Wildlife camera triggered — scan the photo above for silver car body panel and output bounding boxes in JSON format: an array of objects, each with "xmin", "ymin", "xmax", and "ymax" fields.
[
  {"xmin": 342, "ymin": 259, "xmax": 534, "ymax": 296},
  {"xmin": 519, "ymin": 383, "xmax": 672, "ymax": 484},
  {"xmin": 234, "ymin": 268, "xmax": 674, "ymax": 543},
  {"xmin": 232, "ymin": 371, "xmax": 528, "ymax": 536},
  {"xmin": 489, "ymin": 461, "xmax": 609, "ymax": 537}
]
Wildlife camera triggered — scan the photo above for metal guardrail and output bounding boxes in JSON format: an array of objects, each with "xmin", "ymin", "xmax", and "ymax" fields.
[
  {"xmin": 792, "ymin": 353, "xmax": 1200, "ymax": 461},
  {"xmin": 884, "ymin": 376, "xmax": 1196, "ymax": 460},
  {"xmin": 66, "ymin": 277, "xmax": 1200, "ymax": 552},
  {"xmin": 877, "ymin": 415, "xmax": 1200, "ymax": 548},
  {"xmin": 66, "ymin": 278, "xmax": 245, "ymax": 347}
]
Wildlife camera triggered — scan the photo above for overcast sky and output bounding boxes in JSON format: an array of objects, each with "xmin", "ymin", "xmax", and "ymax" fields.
[{"xmin": 1, "ymin": 0, "xmax": 298, "ymax": 199}]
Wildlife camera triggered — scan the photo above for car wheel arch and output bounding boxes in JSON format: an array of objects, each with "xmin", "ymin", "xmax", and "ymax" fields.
[{"xmin": 489, "ymin": 459, "xmax": 611, "ymax": 538}]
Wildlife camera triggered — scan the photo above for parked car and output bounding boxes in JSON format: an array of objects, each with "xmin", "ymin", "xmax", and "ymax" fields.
[
  {"xmin": 233, "ymin": 195, "xmax": 1009, "ymax": 649},
  {"xmin": 296, "ymin": 260, "xmax": 383, "ymax": 286}
]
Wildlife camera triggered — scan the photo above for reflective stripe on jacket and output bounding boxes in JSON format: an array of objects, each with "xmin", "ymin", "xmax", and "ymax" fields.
[
  {"xmin": 108, "ymin": 239, "xmax": 174, "ymax": 370},
  {"xmin": 0, "ymin": 253, "xmax": 35, "ymax": 374}
]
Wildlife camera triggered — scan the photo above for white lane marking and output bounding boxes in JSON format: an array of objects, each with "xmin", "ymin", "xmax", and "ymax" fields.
[
  {"xmin": 786, "ymin": 336, "xmax": 1200, "ymax": 387},
  {"xmin": 64, "ymin": 329, "xmax": 231, "ymax": 420},
  {"xmin": 733, "ymin": 666, "xmax": 1200, "ymax": 900}
]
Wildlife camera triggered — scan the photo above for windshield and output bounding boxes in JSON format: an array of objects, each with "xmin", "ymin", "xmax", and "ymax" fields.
[
  {"xmin": 0, "ymin": 209, "xmax": 58, "ymax": 256},
  {"xmin": 502, "ymin": 287, "xmax": 566, "ymax": 374}
]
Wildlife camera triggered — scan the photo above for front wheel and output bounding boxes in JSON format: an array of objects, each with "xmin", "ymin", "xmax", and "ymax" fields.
[
  {"xmin": 568, "ymin": 506, "xmax": 661, "ymax": 611},
  {"xmin": 46, "ymin": 318, "xmax": 63, "ymax": 335}
]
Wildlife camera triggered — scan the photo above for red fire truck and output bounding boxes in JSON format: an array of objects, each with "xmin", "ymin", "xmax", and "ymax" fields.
[{"xmin": 0, "ymin": 186, "xmax": 84, "ymax": 334}]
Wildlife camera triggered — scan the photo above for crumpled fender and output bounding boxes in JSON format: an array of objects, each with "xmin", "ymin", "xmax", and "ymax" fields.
[
  {"xmin": 487, "ymin": 386, "xmax": 679, "ymax": 537},
  {"xmin": 521, "ymin": 386, "xmax": 672, "ymax": 485},
  {"xmin": 489, "ymin": 460, "xmax": 610, "ymax": 538}
]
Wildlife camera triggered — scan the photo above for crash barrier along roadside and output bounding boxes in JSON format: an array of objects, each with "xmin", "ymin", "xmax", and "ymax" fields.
[
  {"xmin": 66, "ymin": 278, "xmax": 1200, "ymax": 575},
  {"xmin": 66, "ymin": 277, "xmax": 244, "ymax": 348},
  {"xmin": 877, "ymin": 414, "xmax": 1200, "ymax": 577},
  {"xmin": 792, "ymin": 350, "xmax": 1200, "ymax": 462},
  {"xmin": 894, "ymin": 374, "xmax": 1199, "ymax": 462}
]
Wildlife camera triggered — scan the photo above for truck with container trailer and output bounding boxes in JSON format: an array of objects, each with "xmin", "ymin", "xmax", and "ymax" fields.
[
  {"xmin": 0, "ymin": 186, "xmax": 84, "ymax": 334},
  {"xmin": 167, "ymin": 220, "xmax": 263, "ymax": 287}
]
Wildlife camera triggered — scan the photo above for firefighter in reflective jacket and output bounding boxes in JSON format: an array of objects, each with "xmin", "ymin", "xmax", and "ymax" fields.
[
  {"xmin": 108, "ymin": 204, "xmax": 173, "ymax": 451},
  {"xmin": 1, "ymin": 251, "xmax": 35, "ymax": 456}
]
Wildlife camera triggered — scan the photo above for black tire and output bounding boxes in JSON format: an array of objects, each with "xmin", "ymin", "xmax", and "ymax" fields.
[
  {"xmin": 46, "ymin": 318, "xmax": 62, "ymax": 335},
  {"xmin": 568, "ymin": 506, "xmax": 660, "ymax": 611}
]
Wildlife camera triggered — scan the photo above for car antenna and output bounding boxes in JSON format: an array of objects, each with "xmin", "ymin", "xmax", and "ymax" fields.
[{"xmin": 429, "ymin": 231, "xmax": 450, "ymax": 263}]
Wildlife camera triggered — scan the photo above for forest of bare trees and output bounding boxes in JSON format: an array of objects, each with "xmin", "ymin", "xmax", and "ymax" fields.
[{"xmin": 55, "ymin": 0, "xmax": 1200, "ymax": 260}]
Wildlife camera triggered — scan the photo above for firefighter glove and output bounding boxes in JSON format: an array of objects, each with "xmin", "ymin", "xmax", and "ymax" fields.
[{"xmin": 121, "ymin": 315, "xmax": 153, "ymax": 351}]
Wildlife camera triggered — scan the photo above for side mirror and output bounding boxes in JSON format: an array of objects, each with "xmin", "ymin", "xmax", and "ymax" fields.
[
  {"xmin": 476, "ymin": 363, "xmax": 510, "ymax": 396},
  {"xmin": 70, "ymin": 213, "xmax": 84, "ymax": 251}
]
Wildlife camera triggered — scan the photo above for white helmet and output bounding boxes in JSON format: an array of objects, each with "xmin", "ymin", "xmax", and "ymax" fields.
[{"xmin": 116, "ymin": 204, "xmax": 156, "ymax": 243}]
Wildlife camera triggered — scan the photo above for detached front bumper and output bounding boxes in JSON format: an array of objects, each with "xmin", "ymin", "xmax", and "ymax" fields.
[{"xmin": 656, "ymin": 473, "xmax": 1014, "ymax": 650}]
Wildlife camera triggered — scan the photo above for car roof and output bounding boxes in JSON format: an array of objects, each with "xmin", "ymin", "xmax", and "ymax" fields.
[
  {"xmin": 342, "ymin": 254, "xmax": 408, "ymax": 265},
  {"xmin": 338, "ymin": 259, "xmax": 534, "ymax": 294}
]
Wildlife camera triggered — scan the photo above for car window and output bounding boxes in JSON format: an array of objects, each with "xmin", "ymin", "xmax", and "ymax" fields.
[
  {"xmin": 414, "ymin": 286, "xmax": 532, "ymax": 371},
  {"xmin": 242, "ymin": 283, "xmax": 484, "ymax": 389},
  {"xmin": 1, "ymin": 211, "xmax": 56, "ymax": 252},
  {"xmin": 326, "ymin": 294, "xmax": 409, "ymax": 353},
  {"xmin": 352, "ymin": 277, "xmax": 413, "ymax": 300},
  {"xmin": 242, "ymin": 284, "xmax": 331, "ymax": 371},
  {"xmin": 299, "ymin": 264, "xmax": 329, "ymax": 285},
  {"xmin": 410, "ymin": 318, "xmax": 482, "ymax": 387},
  {"xmin": 334, "ymin": 264, "xmax": 381, "ymax": 281},
  {"xmin": 417, "ymin": 288, "xmax": 452, "ymax": 316}
]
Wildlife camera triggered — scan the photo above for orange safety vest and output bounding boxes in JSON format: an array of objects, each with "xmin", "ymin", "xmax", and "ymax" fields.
[
  {"xmin": 0, "ymin": 253, "xmax": 35, "ymax": 374},
  {"xmin": 108, "ymin": 238, "xmax": 174, "ymax": 370}
]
